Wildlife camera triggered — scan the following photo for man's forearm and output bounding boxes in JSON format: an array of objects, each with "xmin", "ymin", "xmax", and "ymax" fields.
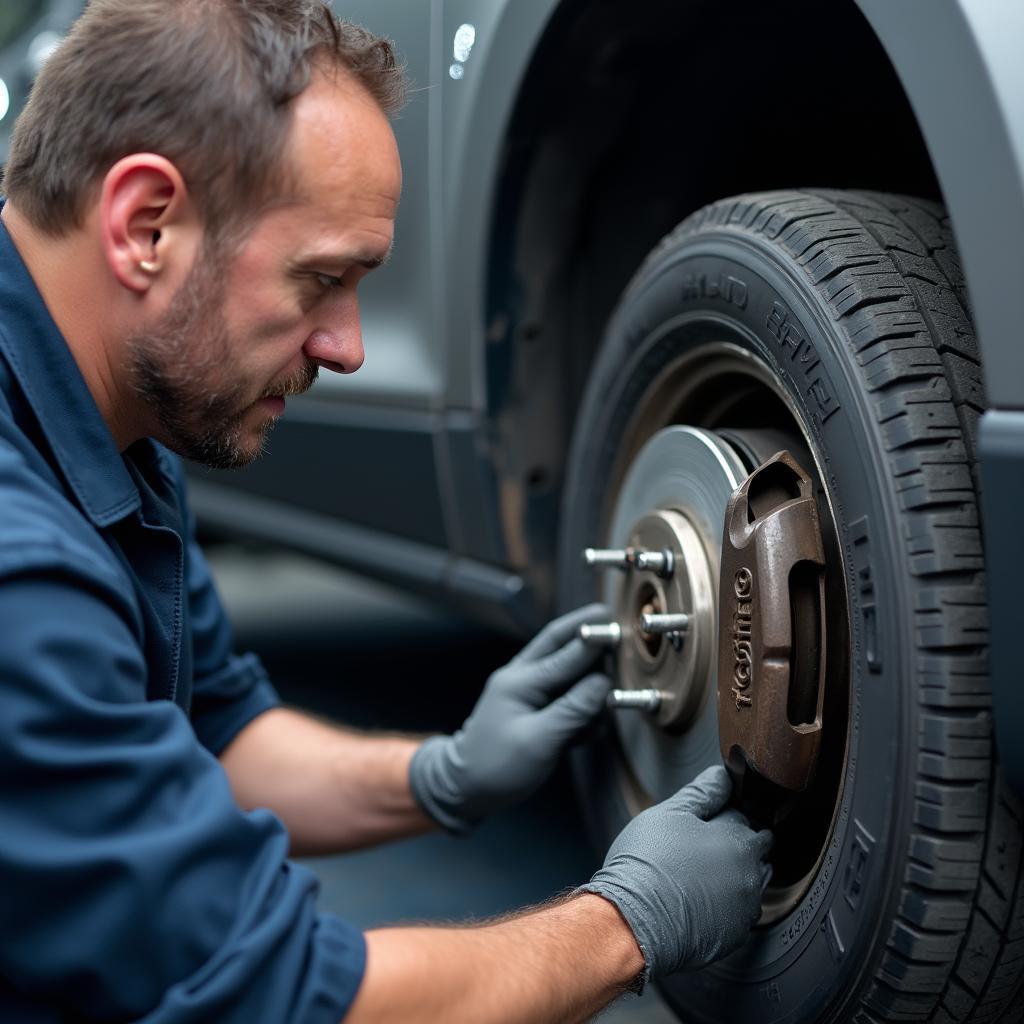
[
  {"xmin": 348, "ymin": 894, "xmax": 645, "ymax": 1024},
  {"xmin": 220, "ymin": 707, "xmax": 434, "ymax": 854}
]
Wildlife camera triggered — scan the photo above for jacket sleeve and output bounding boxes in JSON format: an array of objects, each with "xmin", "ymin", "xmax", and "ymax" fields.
[{"xmin": 0, "ymin": 558, "xmax": 365, "ymax": 1023}]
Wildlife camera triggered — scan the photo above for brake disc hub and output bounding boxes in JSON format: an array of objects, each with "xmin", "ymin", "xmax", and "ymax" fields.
[
  {"xmin": 595, "ymin": 426, "xmax": 747, "ymax": 803},
  {"xmin": 616, "ymin": 509, "xmax": 714, "ymax": 731},
  {"xmin": 591, "ymin": 426, "xmax": 830, "ymax": 808}
]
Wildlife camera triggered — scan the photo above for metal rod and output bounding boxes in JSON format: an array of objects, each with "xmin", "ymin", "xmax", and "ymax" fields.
[
  {"xmin": 639, "ymin": 612, "xmax": 691, "ymax": 635},
  {"xmin": 583, "ymin": 548, "xmax": 631, "ymax": 569},
  {"xmin": 579, "ymin": 622, "xmax": 622, "ymax": 647},
  {"xmin": 607, "ymin": 688, "xmax": 664, "ymax": 713},
  {"xmin": 635, "ymin": 549, "xmax": 674, "ymax": 577}
]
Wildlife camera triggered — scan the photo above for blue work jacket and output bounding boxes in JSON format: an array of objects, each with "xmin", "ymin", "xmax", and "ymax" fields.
[{"xmin": 0, "ymin": 213, "xmax": 366, "ymax": 1022}]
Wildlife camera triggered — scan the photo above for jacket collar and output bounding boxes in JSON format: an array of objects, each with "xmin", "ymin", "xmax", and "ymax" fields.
[{"xmin": 0, "ymin": 210, "xmax": 141, "ymax": 527}]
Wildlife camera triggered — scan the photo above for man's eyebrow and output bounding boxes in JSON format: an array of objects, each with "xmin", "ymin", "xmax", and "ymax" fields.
[
  {"xmin": 357, "ymin": 246, "xmax": 392, "ymax": 270},
  {"xmin": 300, "ymin": 240, "xmax": 394, "ymax": 272}
]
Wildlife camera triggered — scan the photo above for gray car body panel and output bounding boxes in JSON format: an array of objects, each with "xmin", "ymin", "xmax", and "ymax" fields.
[
  {"xmin": 980, "ymin": 412, "xmax": 1024, "ymax": 796},
  {"xmin": 311, "ymin": 1, "xmax": 444, "ymax": 412},
  {"xmin": 438, "ymin": 0, "xmax": 558, "ymax": 410}
]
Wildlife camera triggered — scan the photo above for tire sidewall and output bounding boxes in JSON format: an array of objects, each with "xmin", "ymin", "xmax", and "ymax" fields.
[{"xmin": 560, "ymin": 232, "xmax": 912, "ymax": 1022}]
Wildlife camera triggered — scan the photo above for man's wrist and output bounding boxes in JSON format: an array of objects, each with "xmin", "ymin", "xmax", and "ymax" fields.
[
  {"xmin": 574, "ymin": 893, "xmax": 646, "ymax": 989},
  {"xmin": 408, "ymin": 734, "xmax": 478, "ymax": 836}
]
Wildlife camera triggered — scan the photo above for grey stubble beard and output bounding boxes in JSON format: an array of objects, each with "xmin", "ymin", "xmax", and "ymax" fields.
[{"xmin": 126, "ymin": 247, "xmax": 318, "ymax": 469}]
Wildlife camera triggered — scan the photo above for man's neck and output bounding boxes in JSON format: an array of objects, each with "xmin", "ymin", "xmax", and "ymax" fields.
[{"xmin": 1, "ymin": 203, "xmax": 144, "ymax": 451}]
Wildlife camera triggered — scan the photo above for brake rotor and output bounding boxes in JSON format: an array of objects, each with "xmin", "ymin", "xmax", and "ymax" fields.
[{"xmin": 602, "ymin": 426, "xmax": 746, "ymax": 805}]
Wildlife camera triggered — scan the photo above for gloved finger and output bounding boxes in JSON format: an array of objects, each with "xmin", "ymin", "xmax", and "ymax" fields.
[
  {"xmin": 512, "ymin": 603, "xmax": 609, "ymax": 664},
  {"xmin": 716, "ymin": 808, "xmax": 753, "ymax": 831},
  {"xmin": 668, "ymin": 765, "xmax": 732, "ymax": 820},
  {"xmin": 512, "ymin": 636, "xmax": 603, "ymax": 704},
  {"xmin": 754, "ymin": 828, "xmax": 774, "ymax": 860},
  {"xmin": 533, "ymin": 673, "xmax": 611, "ymax": 741},
  {"xmin": 761, "ymin": 862, "xmax": 773, "ymax": 893}
]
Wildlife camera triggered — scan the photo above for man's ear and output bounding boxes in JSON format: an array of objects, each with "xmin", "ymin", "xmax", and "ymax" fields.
[{"xmin": 99, "ymin": 155, "xmax": 197, "ymax": 294}]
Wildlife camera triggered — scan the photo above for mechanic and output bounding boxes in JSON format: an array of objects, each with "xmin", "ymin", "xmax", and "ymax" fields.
[{"xmin": 0, "ymin": 1, "xmax": 771, "ymax": 1021}]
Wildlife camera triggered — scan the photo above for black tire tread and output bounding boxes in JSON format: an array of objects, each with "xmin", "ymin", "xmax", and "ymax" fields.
[{"xmin": 639, "ymin": 190, "xmax": 1023, "ymax": 1021}]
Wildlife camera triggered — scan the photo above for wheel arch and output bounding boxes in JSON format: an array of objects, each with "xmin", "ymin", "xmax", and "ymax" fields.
[{"xmin": 476, "ymin": 0, "xmax": 952, "ymax": 603}]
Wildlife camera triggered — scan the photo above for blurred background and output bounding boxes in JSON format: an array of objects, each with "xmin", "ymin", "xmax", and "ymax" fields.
[{"xmin": 0, "ymin": 0, "xmax": 81, "ymax": 162}]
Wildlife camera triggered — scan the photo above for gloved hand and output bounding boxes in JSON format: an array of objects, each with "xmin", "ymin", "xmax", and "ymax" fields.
[
  {"xmin": 409, "ymin": 604, "xmax": 611, "ymax": 834},
  {"xmin": 581, "ymin": 765, "xmax": 772, "ymax": 984}
]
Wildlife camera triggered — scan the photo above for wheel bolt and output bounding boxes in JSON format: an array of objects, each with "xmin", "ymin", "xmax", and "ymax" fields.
[
  {"xmin": 583, "ymin": 548, "xmax": 631, "ymax": 570},
  {"xmin": 635, "ymin": 549, "xmax": 674, "ymax": 577},
  {"xmin": 607, "ymin": 689, "xmax": 664, "ymax": 713},
  {"xmin": 639, "ymin": 612, "xmax": 690, "ymax": 635},
  {"xmin": 579, "ymin": 622, "xmax": 622, "ymax": 647}
]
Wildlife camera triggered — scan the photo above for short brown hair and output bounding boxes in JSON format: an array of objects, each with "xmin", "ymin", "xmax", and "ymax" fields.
[{"xmin": 3, "ymin": 0, "xmax": 406, "ymax": 238}]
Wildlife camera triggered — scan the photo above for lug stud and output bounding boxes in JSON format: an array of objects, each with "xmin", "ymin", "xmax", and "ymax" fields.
[
  {"xmin": 579, "ymin": 622, "xmax": 622, "ymax": 647},
  {"xmin": 635, "ymin": 549, "xmax": 674, "ymax": 577},
  {"xmin": 583, "ymin": 548, "xmax": 631, "ymax": 569},
  {"xmin": 639, "ymin": 612, "xmax": 690, "ymax": 635},
  {"xmin": 607, "ymin": 688, "xmax": 665, "ymax": 713}
]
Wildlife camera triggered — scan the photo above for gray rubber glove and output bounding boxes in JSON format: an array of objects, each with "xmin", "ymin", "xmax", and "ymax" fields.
[
  {"xmin": 409, "ymin": 603, "xmax": 611, "ymax": 834},
  {"xmin": 580, "ymin": 765, "xmax": 772, "ymax": 984}
]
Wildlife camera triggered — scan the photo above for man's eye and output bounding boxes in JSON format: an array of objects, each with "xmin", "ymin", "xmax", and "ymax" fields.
[{"xmin": 315, "ymin": 273, "xmax": 345, "ymax": 290}]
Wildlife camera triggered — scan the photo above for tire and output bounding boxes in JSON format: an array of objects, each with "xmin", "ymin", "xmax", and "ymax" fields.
[{"xmin": 558, "ymin": 190, "xmax": 1024, "ymax": 1022}]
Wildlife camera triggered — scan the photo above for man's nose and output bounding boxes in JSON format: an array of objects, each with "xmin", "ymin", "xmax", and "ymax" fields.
[{"xmin": 302, "ymin": 305, "xmax": 365, "ymax": 374}]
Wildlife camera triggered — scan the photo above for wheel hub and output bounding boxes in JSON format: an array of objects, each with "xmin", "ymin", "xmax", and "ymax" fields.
[
  {"xmin": 616, "ymin": 508, "xmax": 714, "ymax": 732},
  {"xmin": 599, "ymin": 426, "xmax": 746, "ymax": 804}
]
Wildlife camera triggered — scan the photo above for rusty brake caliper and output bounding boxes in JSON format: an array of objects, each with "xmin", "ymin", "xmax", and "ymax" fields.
[{"xmin": 717, "ymin": 451, "xmax": 827, "ymax": 794}]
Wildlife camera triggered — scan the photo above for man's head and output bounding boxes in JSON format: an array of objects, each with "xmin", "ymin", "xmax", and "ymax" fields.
[{"xmin": 2, "ymin": 0, "xmax": 406, "ymax": 467}]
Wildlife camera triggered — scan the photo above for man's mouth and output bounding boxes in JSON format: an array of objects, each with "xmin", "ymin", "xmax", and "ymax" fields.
[{"xmin": 258, "ymin": 361, "xmax": 320, "ymax": 409}]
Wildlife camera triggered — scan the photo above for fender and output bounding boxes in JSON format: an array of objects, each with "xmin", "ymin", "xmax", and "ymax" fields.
[
  {"xmin": 440, "ymin": 0, "xmax": 562, "ymax": 411},
  {"xmin": 447, "ymin": 0, "xmax": 1024, "ymax": 410}
]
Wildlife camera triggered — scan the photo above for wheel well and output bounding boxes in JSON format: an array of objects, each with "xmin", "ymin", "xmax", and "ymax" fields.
[{"xmin": 484, "ymin": 0, "xmax": 940, "ymax": 604}]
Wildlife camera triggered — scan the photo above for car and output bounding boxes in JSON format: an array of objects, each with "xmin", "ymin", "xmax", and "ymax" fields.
[{"xmin": 11, "ymin": 2, "xmax": 1024, "ymax": 1021}]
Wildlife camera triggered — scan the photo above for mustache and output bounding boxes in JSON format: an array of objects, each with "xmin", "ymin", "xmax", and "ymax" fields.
[{"xmin": 260, "ymin": 359, "xmax": 320, "ymax": 400}]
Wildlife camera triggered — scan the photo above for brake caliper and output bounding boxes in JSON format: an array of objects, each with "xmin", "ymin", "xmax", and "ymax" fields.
[{"xmin": 718, "ymin": 451, "xmax": 827, "ymax": 793}]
